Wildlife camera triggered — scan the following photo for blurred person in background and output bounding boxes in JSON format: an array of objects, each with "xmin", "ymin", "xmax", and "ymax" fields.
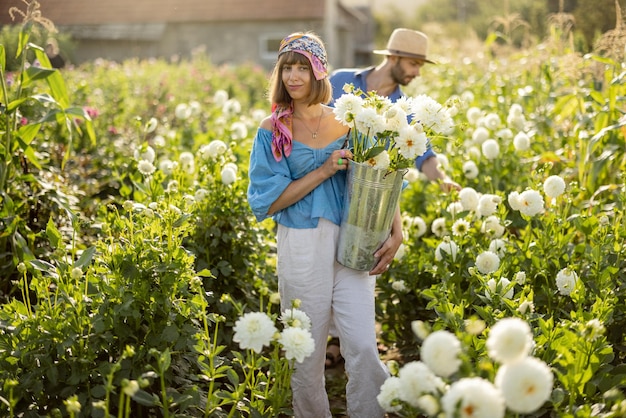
[{"xmin": 45, "ymin": 38, "xmax": 65, "ymax": 69}]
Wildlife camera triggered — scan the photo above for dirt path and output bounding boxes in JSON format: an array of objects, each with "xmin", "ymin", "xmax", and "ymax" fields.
[{"xmin": 324, "ymin": 344, "xmax": 403, "ymax": 417}]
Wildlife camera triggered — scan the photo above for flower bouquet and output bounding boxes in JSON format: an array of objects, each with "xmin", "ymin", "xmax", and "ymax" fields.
[{"xmin": 333, "ymin": 84, "xmax": 455, "ymax": 270}]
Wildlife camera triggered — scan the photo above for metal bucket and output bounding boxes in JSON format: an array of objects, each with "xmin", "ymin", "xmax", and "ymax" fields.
[{"xmin": 336, "ymin": 160, "xmax": 405, "ymax": 271}]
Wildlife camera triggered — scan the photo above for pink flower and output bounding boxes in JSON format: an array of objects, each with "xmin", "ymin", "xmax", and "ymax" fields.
[
  {"xmin": 84, "ymin": 106, "xmax": 100, "ymax": 119},
  {"xmin": 6, "ymin": 72, "xmax": 15, "ymax": 88}
]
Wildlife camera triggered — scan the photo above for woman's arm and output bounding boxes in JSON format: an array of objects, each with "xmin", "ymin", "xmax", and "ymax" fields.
[{"xmin": 268, "ymin": 148, "xmax": 352, "ymax": 215}]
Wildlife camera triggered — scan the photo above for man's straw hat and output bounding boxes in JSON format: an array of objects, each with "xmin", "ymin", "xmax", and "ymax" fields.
[{"xmin": 373, "ymin": 28, "xmax": 434, "ymax": 63}]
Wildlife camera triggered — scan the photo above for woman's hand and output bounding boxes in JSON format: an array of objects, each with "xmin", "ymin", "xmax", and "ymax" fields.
[
  {"xmin": 369, "ymin": 207, "xmax": 403, "ymax": 276},
  {"xmin": 268, "ymin": 148, "xmax": 354, "ymax": 216},
  {"xmin": 369, "ymin": 231, "xmax": 402, "ymax": 276},
  {"xmin": 322, "ymin": 148, "xmax": 352, "ymax": 177}
]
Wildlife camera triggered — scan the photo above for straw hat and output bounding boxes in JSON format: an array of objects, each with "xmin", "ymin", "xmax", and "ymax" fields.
[{"xmin": 373, "ymin": 28, "xmax": 434, "ymax": 63}]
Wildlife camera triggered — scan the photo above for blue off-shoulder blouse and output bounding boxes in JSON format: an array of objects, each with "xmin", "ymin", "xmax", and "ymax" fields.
[{"xmin": 247, "ymin": 127, "xmax": 349, "ymax": 229}]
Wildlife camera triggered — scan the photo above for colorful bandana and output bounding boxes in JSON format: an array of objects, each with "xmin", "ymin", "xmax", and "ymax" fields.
[
  {"xmin": 278, "ymin": 34, "xmax": 328, "ymax": 81},
  {"xmin": 271, "ymin": 34, "xmax": 328, "ymax": 162}
]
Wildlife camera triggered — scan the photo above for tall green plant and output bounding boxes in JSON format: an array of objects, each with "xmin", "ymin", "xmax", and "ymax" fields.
[{"xmin": 0, "ymin": 1, "xmax": 95, "ymax": 295}]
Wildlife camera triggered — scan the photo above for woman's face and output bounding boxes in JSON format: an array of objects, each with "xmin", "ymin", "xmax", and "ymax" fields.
[{"xmin": 281, "ymin": 59, "xmax": 312, "ymax": 101}]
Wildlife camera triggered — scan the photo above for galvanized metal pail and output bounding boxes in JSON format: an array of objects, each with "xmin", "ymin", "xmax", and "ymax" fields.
[{"xmin": 336, "ymin": 160, "xmax": 405, "ymax": 271}]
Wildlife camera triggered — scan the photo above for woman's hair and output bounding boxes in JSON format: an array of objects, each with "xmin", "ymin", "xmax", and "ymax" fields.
[{"xmin": 268, "ymin": 41, "xmax": 332, "ymax": 107}]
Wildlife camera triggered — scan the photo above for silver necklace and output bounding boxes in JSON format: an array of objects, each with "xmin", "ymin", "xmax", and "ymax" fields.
[{"xmin": 296, "ymin": 108, "xmax": 324, "ymax": 139}]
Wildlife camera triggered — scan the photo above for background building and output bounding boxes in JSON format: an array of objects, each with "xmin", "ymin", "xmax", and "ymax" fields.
[{"xmin": 0, "ymin": 0, "xmax": 375, "ymax": 71}]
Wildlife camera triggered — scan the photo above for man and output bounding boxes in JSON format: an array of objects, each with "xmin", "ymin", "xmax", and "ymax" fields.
[
  {"xmin": 330, "ymin": 28, "xmax": 459, "ymax": 191},
  {"xmin": 324, "ymin": 28, "xmax": 460, "ymax": 369}
]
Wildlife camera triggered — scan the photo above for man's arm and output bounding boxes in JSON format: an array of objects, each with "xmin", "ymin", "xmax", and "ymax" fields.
[{"xmin": 420, "ymin": 156, "xmax": 461, "ymax": 192}]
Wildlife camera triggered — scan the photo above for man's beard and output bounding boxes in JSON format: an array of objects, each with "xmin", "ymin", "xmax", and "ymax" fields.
[{"xmin": 390, "ymin": 61, "xmax": 413, "ymax": 87}]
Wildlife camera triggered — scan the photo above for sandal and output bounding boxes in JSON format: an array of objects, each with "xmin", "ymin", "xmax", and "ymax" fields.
[{"xmin": 325, "ymin": 337, "xmax": 344, "ymax": 369}]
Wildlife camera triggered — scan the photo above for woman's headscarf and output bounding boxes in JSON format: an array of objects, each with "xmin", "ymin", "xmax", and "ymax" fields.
[{"xmin": 271, "ymin": 33, "xmax": 328, "ymax": 162}]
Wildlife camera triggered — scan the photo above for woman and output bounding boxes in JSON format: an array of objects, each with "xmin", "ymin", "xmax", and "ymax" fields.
[{"xmin": 247, "ymin": 32, "xmax": 401, "ymax": 418}]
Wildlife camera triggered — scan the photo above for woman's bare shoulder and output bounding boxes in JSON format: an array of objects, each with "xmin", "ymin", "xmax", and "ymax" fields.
[{"xmin": 260, "ymin": 115, "xmax": 272, "ymax": 131}]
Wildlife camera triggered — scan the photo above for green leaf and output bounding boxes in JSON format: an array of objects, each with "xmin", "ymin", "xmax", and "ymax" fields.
[
  {"xmin": 131, "ymin": 389, "xmax": 159, "ymax": 407},
  {"xmin": 120, "ymin": 259, "xmax": 141, "ymax": 280},
  {"xmin": 46, "ymin": 217, "xmax": 62, "ymax": 249},
  {"xmin": 586, "ymin": 53, "xmax": 616, "ymax": 65},
  {"xmin": 226, "ymin": 368, "xmax": 240, "ymax": 386},
  {"xmin": 173, "ymin": 213, "xmax": 193, "ymax": 228},
  {"xmin": 22, "ymin": 66, "xmax": 57, "ymax": 86},
  {"xmin": 196, "ymin": 268, "xmax": 214, "ymax": 278},
  {"xmin": 363, "ymin": 145, "xmax": 385, "ymax": 160},
  {"xmin": 552, "ymin": 94, "xmax": 581, "ymax": 120},
  {"xmin": 161, "ymin": 325, "xmax": 180, "ymax": 343},
  {"xmin": 17, "ymin": 123, "xmax": 42, "ymax": 145},
  {"xmin": 588, "ymin": 90, "xmax": 604, "ymax": 105},
  {"xmin": 483, "ymin": 32, "xmax": 500, "ymax": 49},
  {"xmin": 75, "ymin": 246, "xmax": 96, "ymax": 269},
  {"xmin": 84, "ymin": 118, "xmax": 97, "ymax": 145},
  {"xmin": 0, "ymin": 44, "xmax": 5, "ymax": 71},
  {"xmin": 90, "ymin": 385, "xmax": 107, "ymax": 398},
  {"xmin": 7, "ymin": 97, "xmax": 28, "ymax": 112},
  {"xmin": 15, "ymin": 23, "xmax": 32, "ymax": 59},
  {"xmin": 16, "ymin": 136, "xmax": 43, "ymax": 170},
  {"xmin": 34, "ymin": 48, "xmax": 70, "ymax": 108},
  {"xmin": 46, "ymin": 365, "xmax": 59, "ymax": 385},
  {"xmin": 12, "ymin": 232, "xmax": 35, "ymax": 261},
  {"xmin": 591, "ymin": 119, "xmax": 626, "ymax": 142},
  {"xmin": 63, "ymin": 106, "xmax": 90, "ymax": 117},
  {"xmin": 162, "ymin": 349, "xmax": 172, "ymax": 370},
  {"xmin": 29, "ymin": 259, "xmax": 59, "ymax": 279}
]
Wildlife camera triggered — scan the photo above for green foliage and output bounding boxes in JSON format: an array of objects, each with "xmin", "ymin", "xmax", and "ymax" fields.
[
  {"xmin": 572, "ymin": 0, "xmax": 625, "ymax": 51},
  {"xmin": 375, "ymin": 36, "xmax": 626, "ymax": 416},
  {"xmin": 387, "ymin": 0, "xmax": 624, "ymax": 54},
  {"xmin": 0, "ymin": 24, "xmax": 74, "ymax": 71},
  {"xmin": 1, "ymin": 4, "xmax": 626, "ymax": 417},
  {"xmin": 0, "ymin": 10, "xmax": 94, "ymax": 298},
  {"xmin": 0, "ymin": 8, "xmax": 281, "ymax": 417}
]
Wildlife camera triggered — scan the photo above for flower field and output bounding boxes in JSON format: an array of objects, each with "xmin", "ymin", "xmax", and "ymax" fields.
[{"xmin": 1, "ymin": 13, "xmax": 626, "ymax": 418}]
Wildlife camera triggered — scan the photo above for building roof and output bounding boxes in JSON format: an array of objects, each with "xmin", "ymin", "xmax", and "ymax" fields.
[{"xmin": 1, "ymin": 0, "xmax": 326, "ymax": 26}]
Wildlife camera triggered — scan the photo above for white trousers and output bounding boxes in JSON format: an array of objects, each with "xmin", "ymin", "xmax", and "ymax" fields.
[{"xmin": 277, "ymin": 219, "xmax": 388, "ymax": 418}]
